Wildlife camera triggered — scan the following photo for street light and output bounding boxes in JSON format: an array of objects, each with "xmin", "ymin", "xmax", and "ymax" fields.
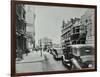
[{"xmin": 39, "ymin": 39, "xmax": 42, "ymax": 57}]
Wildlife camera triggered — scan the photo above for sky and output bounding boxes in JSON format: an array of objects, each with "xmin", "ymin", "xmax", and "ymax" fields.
[{"xmin": 27, "ymin": 5, "xmax": 90, "ymax": 45}]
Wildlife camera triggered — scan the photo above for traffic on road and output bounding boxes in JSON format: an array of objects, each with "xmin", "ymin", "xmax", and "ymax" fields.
[{"xmin": 16, "ymin": 44, "xmax": 94, "ymax": 73}]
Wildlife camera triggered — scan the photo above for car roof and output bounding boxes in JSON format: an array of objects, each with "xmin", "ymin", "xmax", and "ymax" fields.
[{"xmin": 67, "ymin": 44, "xmax": 94, "ymax": 48}]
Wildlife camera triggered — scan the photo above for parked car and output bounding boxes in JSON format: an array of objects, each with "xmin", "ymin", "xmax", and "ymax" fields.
[
  {"xmin": 62, "ymin": 44, "xmax": 95, "ymax": 70},
  {"xmin": 52, "ymin": 48, "xmax": 63, "ymax": 61}
]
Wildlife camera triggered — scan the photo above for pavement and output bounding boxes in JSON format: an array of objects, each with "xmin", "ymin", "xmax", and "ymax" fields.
[
  {"xmin": 16, "ymin": 51, "xmax": 67, "ymax": 73},
  {"xmin": 16, "ymin": 51, "xmax": 44, "ymax": 64}
]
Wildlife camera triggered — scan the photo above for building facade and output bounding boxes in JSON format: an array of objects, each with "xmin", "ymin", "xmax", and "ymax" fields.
[
  {"xmin": 61, "ymin": 20, "xmax": 72, "ymax": 47},
  {"xmin": 70, "ymin": 18, "xmax": 86, "ymax": 44},
  {"xmin": 61, "ymin": 18, "xmax": 87, "ymax": 47},
  {"xmin": 16, "ymin": 4, "xmax": 27, "ymax": 54},
  {"xmin": 25, "ymin": 5, "xmax": 36, "ymax": 51},
  {"xmin": 61, "ymin": 9, "xmax": 95, "ymax": 48},
  {"xmin": 38, "ymin": 37, "xmax": 52, "ymax": 50},
  {"xmin": 80, "ymin": 9, "xmax": 95, "ymax": 44}
]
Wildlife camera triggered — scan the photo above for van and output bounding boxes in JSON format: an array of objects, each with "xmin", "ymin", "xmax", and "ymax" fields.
[{"xmin": 53, "ymin": 48, "xmax": 63, "ymax": 60}]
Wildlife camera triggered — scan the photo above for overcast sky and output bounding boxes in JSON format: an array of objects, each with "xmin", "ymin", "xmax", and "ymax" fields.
[{"xmin": 30, "ymin": 5, "xmax": 90, "ymax": 45}]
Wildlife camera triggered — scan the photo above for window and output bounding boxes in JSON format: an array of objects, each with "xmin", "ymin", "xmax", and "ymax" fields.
[
  {"xmin": 76, "ymin": 28, "xmax": 79, "ymax": 33},
  {"xmin": 80, "ymin": 46, "xmax": 94, "ymax": 56},
  {"xmin": 80, "ymin": 40, "xmax": 85, "ymax": 44},
  {"xmin": 73, "ymin": 27, "xmax": 75, "ymax": 33},
  {"xmin": 76, "ymin": 26, "xmax": 80, "ymax": 33},
  {"xmin": 73, "ymin": 48, "xmax": 77, "ymax": 54}
]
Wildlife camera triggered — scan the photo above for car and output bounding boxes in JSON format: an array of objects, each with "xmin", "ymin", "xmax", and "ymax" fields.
[
  {"xmin": 62, "ymin": 44, "xmax": 95, "ymax": 70},
  {"xmin": 52, "ymin": 48, "xmax": 63, "ymax": 61}
]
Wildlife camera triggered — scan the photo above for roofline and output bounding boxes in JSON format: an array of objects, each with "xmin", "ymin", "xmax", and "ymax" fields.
[{"xmin": 67, "ymin": 44, "xmax": 94, "ymax": 48}]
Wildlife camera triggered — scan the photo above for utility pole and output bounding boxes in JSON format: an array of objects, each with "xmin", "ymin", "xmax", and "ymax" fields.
[{"xmin": 39, "ymin": 39, "xmax": 42, "ymax": 57}]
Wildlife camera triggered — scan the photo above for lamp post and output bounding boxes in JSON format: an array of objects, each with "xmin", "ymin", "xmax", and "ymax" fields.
[{"xmin": 39, "ymin": 39, "xmax": 42, "ymax": 57}]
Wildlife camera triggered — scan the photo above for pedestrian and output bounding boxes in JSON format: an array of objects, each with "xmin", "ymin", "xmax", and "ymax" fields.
[
  {"xmin": 16, "ymin": 49, "xmax": 18, "ymax": 58},
  {"xmin": 18, "ymin": 49, "xmax": 23, "ymax": 60},
  {"xmin": 25, "ymin": 49, "xmax": 29, "ymax": 56}
]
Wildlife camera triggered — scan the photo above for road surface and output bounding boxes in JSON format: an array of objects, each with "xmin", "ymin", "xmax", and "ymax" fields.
[{"xmin": 16, "ymin": 51, "xmax": 67, "ymax": 73}]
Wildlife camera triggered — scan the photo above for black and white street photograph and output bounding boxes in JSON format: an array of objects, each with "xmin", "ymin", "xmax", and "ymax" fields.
[{"xmin": 15, "ymin": 3, "xmax": 96, "ymax": 74}]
